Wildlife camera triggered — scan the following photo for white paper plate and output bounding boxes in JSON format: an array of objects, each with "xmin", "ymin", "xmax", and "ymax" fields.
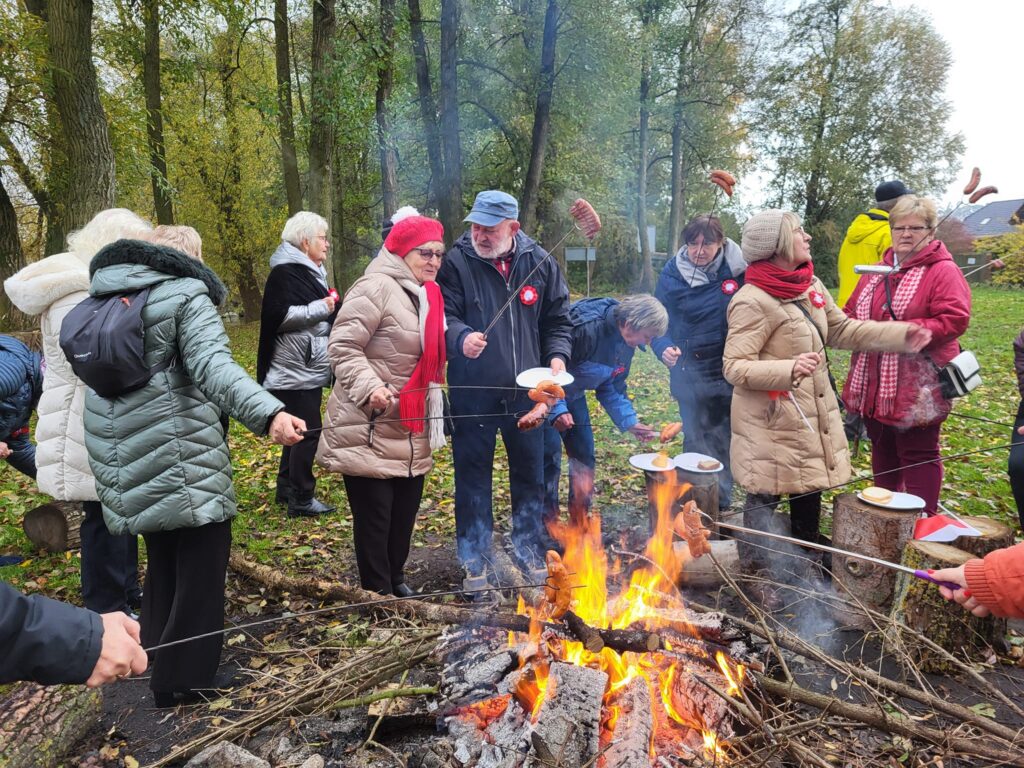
[
  {"xmin": 515, "ymin": 367, "xmax": 574, "ymax": 389},
  {"xmin": 674, "ymin": 452, "xmax": 724, "ymax": 473},
  {"xmin": 629, "ymin": 453, "xmax": 677, "ymax": 472},
  {"xmin": 856, "ymin": 490, "xmax": 925, "ymax": 510}
]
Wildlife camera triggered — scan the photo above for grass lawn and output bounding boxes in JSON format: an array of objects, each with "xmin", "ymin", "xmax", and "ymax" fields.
[{"xmin": 1, "ymin": 284, "xmax": 1021, "ymax": 602}]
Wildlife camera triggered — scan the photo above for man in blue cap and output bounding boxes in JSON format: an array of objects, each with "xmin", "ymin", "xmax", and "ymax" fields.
[{"xmin": 437, "ymin": 190, "xmax": 572, "ymax": 592}]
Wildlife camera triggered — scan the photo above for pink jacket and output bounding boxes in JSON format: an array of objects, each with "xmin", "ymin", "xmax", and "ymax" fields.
[
  {"xmin": 842, "ymin": 240, "xmax": 971, "ymax": 427},
  {"xmin": 1014, "ymin": 326, "xmax": 1024, "ymax": 398},
  {"xmin": 964, "ymin": 542, "xmax": 1024, "ymax": 619}
]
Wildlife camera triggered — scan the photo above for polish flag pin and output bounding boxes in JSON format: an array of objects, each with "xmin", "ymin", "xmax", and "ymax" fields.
[
  {"xmin": 328, "ymin": 288, "xmax": 340, "ymax": 302},
  {"xmin": 520, "ymin": 285, "xmax": 539, "ymax": 306},
  {"xmin": 721, "ymin": 279, "xmax": 739, "ymax": 295},
  {"xmin": 809, "ymin": 290, "xmax": 826, "ymax": 308}
]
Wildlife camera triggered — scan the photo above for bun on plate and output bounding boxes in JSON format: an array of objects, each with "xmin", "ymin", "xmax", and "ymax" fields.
[
  {"xmin": 697, "ymin": 458, "xmax": 721, "ymax": 471},
  {"xmin": 651, "ymin": 452, "xmax": 672, "ymax": 469},
  {"xmin": 862, "ymin": 486, "xmax": 893, "ymax": 504}
]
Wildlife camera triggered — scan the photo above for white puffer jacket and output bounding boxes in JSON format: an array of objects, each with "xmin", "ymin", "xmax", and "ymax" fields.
[{"xmin": 4, "ymin": 253, "xmax": 98, "ymax": 501}]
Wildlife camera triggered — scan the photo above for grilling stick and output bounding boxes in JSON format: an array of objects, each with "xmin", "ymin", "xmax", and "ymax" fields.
[{"xmin": 684, "ymin": 513, "xmax": 961, "ymax": 591}]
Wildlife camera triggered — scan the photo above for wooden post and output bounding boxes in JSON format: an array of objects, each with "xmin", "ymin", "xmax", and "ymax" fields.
[
  {"xmin": 22, "ymin": 502, "xmax": 84, "ymax": 553},
  {"xmin": 890, "ymin": 540, "xmax": 1007, "ymax": 674},
  {"xmin": 831, "ymin": 493, "xmax": 918, "ymax": 629}
]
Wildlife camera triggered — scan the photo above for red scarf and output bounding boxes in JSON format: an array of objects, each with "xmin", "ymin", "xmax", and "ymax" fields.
[
  {"xmin": 399, "ymin": 280, "xmax": 447, "ymax": 434},
  {"xmin": 744, "ymin": 260, "xmax": 814, "ymax": 299}
]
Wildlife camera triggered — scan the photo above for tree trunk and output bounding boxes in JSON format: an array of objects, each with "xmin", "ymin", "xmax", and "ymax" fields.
[
  {"xmin": 667, "ymin": 35, "xmax": 692, "ymax": 259},
  {"xmin": 951, "ymin": 515, "xmax": 1014, "ymax": 558},
  {"xmin": 438, "ymin": 0, "xmax": 464, "ymax": 239},
  {"xmin": 0, "ymin": 176, "xmax": 27, "ymax": 330},
  {"xmin": 142, "ymin": 0, "xmax": 174, "ymax": 225},
  {"xmin": 307, "ymin": 0, "xmax": 337, "ymax": 223},
  {"xmin": 22, "ymin": 502, "xmax": 84, "ymax": 553},
  {"xmin": 635, "ymin": 7, "xmax": 654, "ymax": 293},
  {"xmin": 375, "ymin": 0, "xmax": 400, "ymax": 219},
  {"xmin": 407, "ymin": 0, "xmax": 449, "ymax": 239},
  {"xmin": 274, "ymin": 0, "xmax": 302, "ymax": 215},
  {"xmin": 519, "ymin": 0, "xmax": 558, "ymax": 235},
  {"xmin": 0, "ymin": 683, "xmax": 102, "ymax": 768},
  {"xmin": 46, "ymin": 0, "xmax": 116, "ymax": 232}
]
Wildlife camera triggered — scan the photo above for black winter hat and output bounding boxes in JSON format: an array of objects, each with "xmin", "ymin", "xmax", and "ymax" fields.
[{"xmin": 874, "ymin": 180, "xmax": 913, "ymax": 203}]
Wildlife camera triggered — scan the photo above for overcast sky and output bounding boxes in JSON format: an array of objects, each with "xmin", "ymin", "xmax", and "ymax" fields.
[{"xmin": 888, "ymin": 0, "xmax": 1021, "ymax": 206}]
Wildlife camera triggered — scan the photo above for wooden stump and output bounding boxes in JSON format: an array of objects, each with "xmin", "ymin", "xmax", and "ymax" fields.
[
  {"xmin": 674, "ymin": 539, "xmax": 739, "ymax": 587},
  {"xmin": 22, "ymin": 502, "xmax": 84, "ymax": 553},
  {"xmin": 0, "ymin": 683, "xmax": 102, "ymax": 768},
  {"xmin": 831, "ymin": 493, "xmax": 918, "ymax": 629},
  {"xmin": 889, "ymin": 540, "xmax": 1007, "ymax": 674},
  {"xmin": 951, "ymin": 515, "xmax": 1014, "ymax": 558}
]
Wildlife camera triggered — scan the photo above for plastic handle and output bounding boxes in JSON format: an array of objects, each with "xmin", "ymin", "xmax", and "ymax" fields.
[{"xmin": 914, "ymin": 569, "xmax": 961, "ymax": 591}]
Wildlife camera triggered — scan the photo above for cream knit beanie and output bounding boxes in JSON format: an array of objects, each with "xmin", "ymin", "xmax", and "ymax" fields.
[{"xmin": 741, "ymin": 209, "xmax": 786, "ymax": 263}]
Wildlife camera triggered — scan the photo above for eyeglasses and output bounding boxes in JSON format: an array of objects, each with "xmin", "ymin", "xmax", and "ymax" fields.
[
  {"xmin": 316, "ymin": 234, "xmax": 330, "ymax": 242},
  {"xmin": 891, "ymin": 226, "xmax": 930, "ymax": 233},
  {"xmin": 413, "ymin": 248, "xmax": 445, "ymax": 262},
  {"xmin": 686, "ymin": 240, "xmax": 718, "ymax": 249}
]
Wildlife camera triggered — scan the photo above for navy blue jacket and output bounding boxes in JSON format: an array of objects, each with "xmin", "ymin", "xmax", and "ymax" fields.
[
  {"xmin": 651, "ymin": 250, "xmax": 743, "ymax": 398},
  {"xmin": 0, "ymin": 335, "xmax": 42, "ymax": 440},
  {"xmin": 0, "ymin": 581, "xmax": 102, "ymax": 685},
  {"xmin": 438, "ymin": 231, "xmax": 571, "ymax": 408},
  {"xmin": 549, "ymin": 298, "xmax": 638, "ymax": 432}
]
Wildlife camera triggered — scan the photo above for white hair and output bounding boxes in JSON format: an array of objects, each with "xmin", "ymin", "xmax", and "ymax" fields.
[
  {"xmin": 281, "ymin": 211, "xmax": 329, "ymax": 248},
  {"xmin": 66, "ymin": 208, "xmax": 152, "ymax": 263}
]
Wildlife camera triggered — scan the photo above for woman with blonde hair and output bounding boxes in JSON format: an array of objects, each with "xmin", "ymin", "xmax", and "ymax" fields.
[
  {"xmin": 842, "ymin": 196, "xmax": 971, "ymax": 516},
  {"xmin": 4, "ymin": 209, "xmax": 151, "ymax": 615},
  {"xmin": 724, "ymin": 209, "xmax": 931, "ymax": 583}
]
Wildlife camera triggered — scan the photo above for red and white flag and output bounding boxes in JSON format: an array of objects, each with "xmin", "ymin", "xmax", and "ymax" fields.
[{"xmin": 913, "ymin": 508, "xmax": 981, "ymax": 543}]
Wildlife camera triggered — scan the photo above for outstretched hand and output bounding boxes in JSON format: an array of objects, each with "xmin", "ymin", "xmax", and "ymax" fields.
[
  {"xmin": 904, "ymin": 323, "xmax": 932, "ymax": 353},
  {"xmin": 269, "ymin": 411, "xmax": 306, "ymax": 445},
  {"xmin": 86, "ymin": 612, "xmax": 148, "ymax": 687}
]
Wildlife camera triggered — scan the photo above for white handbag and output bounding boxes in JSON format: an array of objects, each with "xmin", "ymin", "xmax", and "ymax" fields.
[{"xmin": 937, "ymin": 350, "xmax": 981, "ymax": 398}]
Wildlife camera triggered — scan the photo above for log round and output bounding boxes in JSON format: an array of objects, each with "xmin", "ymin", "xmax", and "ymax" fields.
[
  {"xmin": 950, "ymin": 515, "xmax": 1014, "ymax": 558},
  {"xmin": 831, "ymin": 493, "xmax": 918, "ymax": 629},
  {"xmin": 889, "ymin": 540, "xmax": 1007, "ymax": 674},
  {"xmin": 0, "ymin": 683, "xmax": 102, "ymax": 768},
  {"xmin": 22, "ymin": 502, "xmax": 84, "ymax": 553}
]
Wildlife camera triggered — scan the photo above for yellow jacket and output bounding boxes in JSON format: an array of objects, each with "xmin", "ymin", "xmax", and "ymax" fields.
[{"xmin": 836, "ymin": 208, "xmax": 891, "ymax": 307}]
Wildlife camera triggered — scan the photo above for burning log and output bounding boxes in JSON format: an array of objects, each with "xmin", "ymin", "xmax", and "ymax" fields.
[
  {"xmin": 563, "ymin": 610, "xmax": 604, "ymax": 653},
  {"xmin": 529, "ymin": 662, "xmax": 607, "ymax": 767},
  {"xmin": 600, "ymin": 677, "xmax": 652, "ymax": 768}
]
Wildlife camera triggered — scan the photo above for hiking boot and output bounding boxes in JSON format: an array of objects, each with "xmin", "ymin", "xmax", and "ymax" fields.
[
  {"xmin": 393, "ymin": 582, "xmax": 419, "ymax": 598},
  {"xmin": 287, "ymin": 496, "xmax": 336, "ymax": 518}
]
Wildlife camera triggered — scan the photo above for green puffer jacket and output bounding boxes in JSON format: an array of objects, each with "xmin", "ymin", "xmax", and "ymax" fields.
[{"xmin": 83, "ymin": 240, "xmax": 284, "ymax": 535}]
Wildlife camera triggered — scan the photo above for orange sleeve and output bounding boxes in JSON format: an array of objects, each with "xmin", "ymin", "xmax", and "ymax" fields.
[{"xmin": 964, "ymin": 542, "xmax": 1024, "ymax": 619}]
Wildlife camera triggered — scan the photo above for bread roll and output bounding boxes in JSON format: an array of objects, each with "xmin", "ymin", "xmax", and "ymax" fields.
[
  {"xmin": 697, "ymin": 458, "xmax": 721, "ymax": 471},
  {"xmin": 651, "ymin": 452, "xmax": 672, "ymax": 469},
  {"xmin": 862, "ymin": 486, "xmax": 893, "ymax": 505}
]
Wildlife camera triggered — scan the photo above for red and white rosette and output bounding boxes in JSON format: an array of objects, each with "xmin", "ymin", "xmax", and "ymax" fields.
[
  {"xmin": 809, "ymin": 290, "xmax": 826, "ymax": 308},
  {"xmin": 721, "ymin": 279, "xmax": 739, "ymax": 295},
  {"xmin": 519, "ymin": 285, "xmax": 539, "ymax": 306}
]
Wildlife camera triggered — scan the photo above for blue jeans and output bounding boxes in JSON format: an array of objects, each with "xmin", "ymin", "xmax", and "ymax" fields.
[
  {"xmin": 81, "ymin": 501, "xmax": 141, "ymax": 613},
  {"xmin": 543, "ymin": 396, "xmax": 596, "ymax": 516},
  {"xmin": 451, "ymin": 394, "xmax": 546, "ymax": 570},
  {"xmin": 673, "ymin": 365, "xmax": 734, "ymax": 509}
]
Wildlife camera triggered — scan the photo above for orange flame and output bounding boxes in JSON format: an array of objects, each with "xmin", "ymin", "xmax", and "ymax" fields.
[
  {"xmin": 716, "ymin": 651, "xmax": 746, "ymax": 697},
  {"xmin": 512, "ymin": 661, "xmax": 553, "ymax": 721}
]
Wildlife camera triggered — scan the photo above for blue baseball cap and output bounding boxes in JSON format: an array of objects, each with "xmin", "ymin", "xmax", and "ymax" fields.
[{"xmin": 464, "ymin": 190, "xmax": 519, "ymax": 227}]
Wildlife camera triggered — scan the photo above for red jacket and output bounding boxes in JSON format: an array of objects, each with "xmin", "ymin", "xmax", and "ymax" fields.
[
  {"xmin": 842, "ymin": 240, "xmax": 971, "ymax": 427},
  {"xmin": 965, "ymin": 542, "xmax": 1024, "ymax": 619}
]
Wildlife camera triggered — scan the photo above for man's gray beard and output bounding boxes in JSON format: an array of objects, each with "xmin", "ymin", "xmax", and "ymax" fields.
[{"xmin": 471, "ymin": 232, "xmax": 514, "ymax": 259}]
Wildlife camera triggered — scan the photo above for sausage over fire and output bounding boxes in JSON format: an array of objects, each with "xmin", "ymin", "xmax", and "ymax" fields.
[
  {"xmin": 968, "ymin": 185, "xmax": 998, "ymax": 204},
  {"xmin": 517, "ymin": 402, "xmax": 549, "ymax": 431},
  {"xmin": 544, "ymin": 550, "xmax": 573, "ymax": 618},
  {"xmin": 673, "ymin": 501, "xmax": 712, "ymax": 558},
  {"xmin": 528, "ymin": 380, "xmax": 565, "ymax": 406},
  {"xmin": 659, "ymin": 422, "xmax": 683, "ymax": 443},
  {"xmin": 962, "ymin": 166, "xmax": 981, "ymax": 196},
  {"xmin": 569, "ymin": 199, "xmax": 602, "ymax": 240}
]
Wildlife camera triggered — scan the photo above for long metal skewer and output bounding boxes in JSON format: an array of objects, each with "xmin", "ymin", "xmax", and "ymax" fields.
[{"xmin": 688, "ymin": 513, "xmax": 961, "ymax": 591}]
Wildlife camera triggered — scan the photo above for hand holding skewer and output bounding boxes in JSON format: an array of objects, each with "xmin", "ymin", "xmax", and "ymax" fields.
[{"xmin": 368, "ymin": 386, "xmax": 395, "ymax": 410}]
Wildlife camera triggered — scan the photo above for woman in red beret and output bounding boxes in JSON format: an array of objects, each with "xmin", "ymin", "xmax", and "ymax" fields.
[{"xmin": 316, "ymin": 212, "xmax": 446, "ymax": 596}]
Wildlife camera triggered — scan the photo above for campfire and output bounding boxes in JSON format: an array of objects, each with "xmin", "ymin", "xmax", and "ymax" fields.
[{"xmin": 437, "ymin": 477, "xmax": 755, "ymax": 767}]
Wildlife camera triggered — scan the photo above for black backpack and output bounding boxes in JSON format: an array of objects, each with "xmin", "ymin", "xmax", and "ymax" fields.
[{"xmin": 59, "ymin": 288, "xmax": 171, "ymax": 398}]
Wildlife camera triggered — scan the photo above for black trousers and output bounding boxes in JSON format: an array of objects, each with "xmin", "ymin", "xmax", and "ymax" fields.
[
  {"xmin": 736, "ymin": 491, "xmax": 822, "ymax": 572},
  {"xmin": 80, "ymin": 500, "xmax": 141, "ymax": 613},
  {"xmin": 1010, "ymin": 400, "xmax": 1024, "ymax": 529},
  {"xmin": 343, "ymin": 474, "xmax": 425, "ymax": 594},
  {"xmin": 141, "ymin": 519, "xmax": 232, "ymax": 693},
  {"xmin": 269, "ymin": 388, "xmax": 323, "ymax": 499}
]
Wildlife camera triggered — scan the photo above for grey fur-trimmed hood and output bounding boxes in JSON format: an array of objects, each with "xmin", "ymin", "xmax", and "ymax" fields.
[{"xmin": 89, "ymin": 239, "xmax": 228, "ymax": 306}]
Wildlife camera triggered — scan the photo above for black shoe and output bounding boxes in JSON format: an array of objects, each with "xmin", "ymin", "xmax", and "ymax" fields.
[
  {"xmin": 393, "ymin": 582, "xmax": 418, "ymax": 598},
  {"xmin": 275, "ymin": 481, "xmax": 291, "ymax": 505},
  {"xmin": 287, "ymin": 497, "xmax": 336, "ymax": 517}
]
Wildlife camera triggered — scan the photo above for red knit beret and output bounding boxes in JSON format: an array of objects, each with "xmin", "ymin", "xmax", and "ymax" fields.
[{"xmin": 384, "ymin": 215, "xmax": 444, "ymax": 258}]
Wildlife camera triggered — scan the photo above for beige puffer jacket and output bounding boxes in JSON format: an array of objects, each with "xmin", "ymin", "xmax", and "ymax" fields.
[
  {"xmin": 724, "ymin": 277, "xmax": 909, "ymax": 495},
  {"xmin": 316, "ymin": 253, "xmax": 433, "ymax": 479}
]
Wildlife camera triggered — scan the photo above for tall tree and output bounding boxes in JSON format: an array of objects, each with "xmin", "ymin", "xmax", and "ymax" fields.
[
  {"xmin": 374, "ymin": 0, "xmax": 399, "ymax": 218},
  {"xmin": 274, "ymin": 0, "xmax": 302, "ymax": 214},
  {"xmin": 45, "ymin": 0, "xmax": 116, "ymax": 231},
  {"xmin": 308, "ymin": 0, "xmax": 337, "ymax": 221},
  {"xmin": 0, "ymin": 176, "xmax": 26, "ymax": 329},
  {"xmin": 634, "ymin": 0, "xmax": 658, "ymax": 292},
  {"xmin": 519, "ymin": 0, "xmax": 558, "ymax": 234},
  {"xmin": 142, "ymin": 0, "xmax": 174, "ymax": 224},
  {"xmin": 438, "ymin": 0, "xmax": 463, "ymax": 234}
]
